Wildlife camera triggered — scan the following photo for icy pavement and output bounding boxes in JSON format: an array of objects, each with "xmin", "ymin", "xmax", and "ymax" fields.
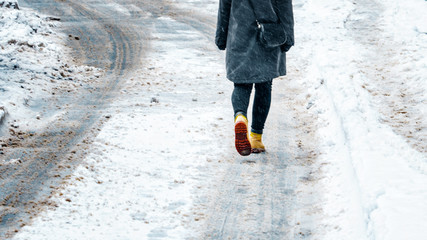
[{"xmin": 5, "ymin": 0, "xmax": 427, "ymax": 239}]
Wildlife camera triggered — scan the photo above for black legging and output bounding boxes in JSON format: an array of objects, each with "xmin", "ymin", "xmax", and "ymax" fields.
[{"xmin": 232, "ymin": 80, "xmax": 272, "ymax": 134}]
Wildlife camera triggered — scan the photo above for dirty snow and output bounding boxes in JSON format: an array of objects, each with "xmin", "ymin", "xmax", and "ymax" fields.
[
  {"xmin": 11, "ymin": 10, "xmax": 230, "ymax": 240},
  {"xmin": 293, "ymin": 0, "xmax": 427, "ymax": 239},
  {"xmin": 4, "ymin": 0, "xmax": 427, "ymax": 239},
  {"xmin": 0, "ymin": 5, "xmax": 103, "ymax": 137}
]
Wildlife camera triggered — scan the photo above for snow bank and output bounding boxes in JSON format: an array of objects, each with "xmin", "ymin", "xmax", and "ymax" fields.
[
  {"xmin": 0, "ymin": 6, "xmax": 103, "ymax": 136},
  {"xmin": 292, "ymin": 0, "xmax": 427, "ymax": 239},
  {"xmin": 379, "ymin": 0, "xmax": 427, "ymax": 154},
  {"xmin": 383, "ymin": 0, "xmax": 427, "ymax": 36}
]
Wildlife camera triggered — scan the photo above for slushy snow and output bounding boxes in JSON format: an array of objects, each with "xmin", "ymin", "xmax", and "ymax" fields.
[{"xmin": 0, "ymin": 3, "xmax": 103, "ymax": 137}]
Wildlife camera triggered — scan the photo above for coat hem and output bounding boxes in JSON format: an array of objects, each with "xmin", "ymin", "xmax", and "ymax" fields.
[{"xmin": 227, "ymin": 73, "xmax": 286, "ymax": 84}]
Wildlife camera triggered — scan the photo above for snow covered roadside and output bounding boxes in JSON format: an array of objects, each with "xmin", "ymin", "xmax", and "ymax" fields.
[
  {"xmin": 292, "ymin": 0, "xmax": 427, "ymax": 239},
  {"xmin": 11, "ymin": 5, "xmax": 231, "ymax": 239},
  {"xmin": 0, "ymin": 3, "xmax": 103, "ymax": 139},
  {"xmin": 6, "ymin": 0, "xmax": 427, "ymax": 239},
  {"xmin": 372, "ymin": 0, "xmax": 427, "ymax": 154}
]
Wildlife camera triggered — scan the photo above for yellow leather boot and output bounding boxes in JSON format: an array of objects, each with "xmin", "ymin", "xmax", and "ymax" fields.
[
  {"xmin": 249, "ymin": 132, "xmax": 265, "ymax": 153},
  {"xmin": 234, "ymin": 114, "xmax": 251, "ymax": 156}
]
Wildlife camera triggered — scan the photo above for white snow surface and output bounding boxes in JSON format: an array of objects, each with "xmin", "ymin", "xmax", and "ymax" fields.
[
  {"xmin": 294, "ymin": 0, "xmax": 427, "ymax": 239},
  {"xmin": 7, "ymin": 0, "xmax": 427, "ymax": 239},
  {"xmin": 0, "ymin": 5, "xmax": 103, "ymax": 135}
]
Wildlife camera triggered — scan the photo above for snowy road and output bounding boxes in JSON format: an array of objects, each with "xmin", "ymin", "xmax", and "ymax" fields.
[
  {"xmin": 1, "ymin": 0, "xmax": 426, "ymax": 239},
  {"xmin": 1, "ymin": 0, "xmax": 145, "ymax": 237},
  {"xmin": 3, "ymin": 0, "xmax": 319, "ymax": 238}
]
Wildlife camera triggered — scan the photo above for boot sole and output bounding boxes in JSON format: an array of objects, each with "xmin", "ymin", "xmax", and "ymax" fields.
[{"xmin": 235, "ymin": 121, "xmax": 251, "ymax": 156}]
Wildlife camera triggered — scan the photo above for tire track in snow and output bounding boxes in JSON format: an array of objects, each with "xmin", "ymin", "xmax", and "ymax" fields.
[
  {"xmin": 345, "ymin": 0, "xmax": 426, "ymax": 155},
  {"xmin": 342, "ymin": 2, "xmax": 427, "ymax": 237},
  {"xmin": 0, "ymin": 0, "xmax": 145, "ymax": 237},
  {"xmin": 200, "ymin": 72, "xmax": 321, "ymax": 239},
  {"xmin": 120, "ymin": 1, "xmax": 321, "ymax": 238},
  {"xmin": 2, "ymin": 0, "xmax": 324, "ymax": 239},
  {"xmin": 301, "ymin": 0, "xmax": 427, "ymax": 238}
]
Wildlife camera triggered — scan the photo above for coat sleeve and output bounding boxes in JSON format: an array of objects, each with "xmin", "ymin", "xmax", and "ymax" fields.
[
  {"xmin": 215, "ymin": 0, "xmax": 232, "ymax": 50},
  {"xmin": 276, "ymin": 0, "xmax": 294, "ymax": 52}
]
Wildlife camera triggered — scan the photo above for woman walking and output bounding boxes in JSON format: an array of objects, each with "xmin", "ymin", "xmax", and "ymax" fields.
[{"xmin": 215, "ymin": 0, "xmax": 294, "ymax": 156}]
